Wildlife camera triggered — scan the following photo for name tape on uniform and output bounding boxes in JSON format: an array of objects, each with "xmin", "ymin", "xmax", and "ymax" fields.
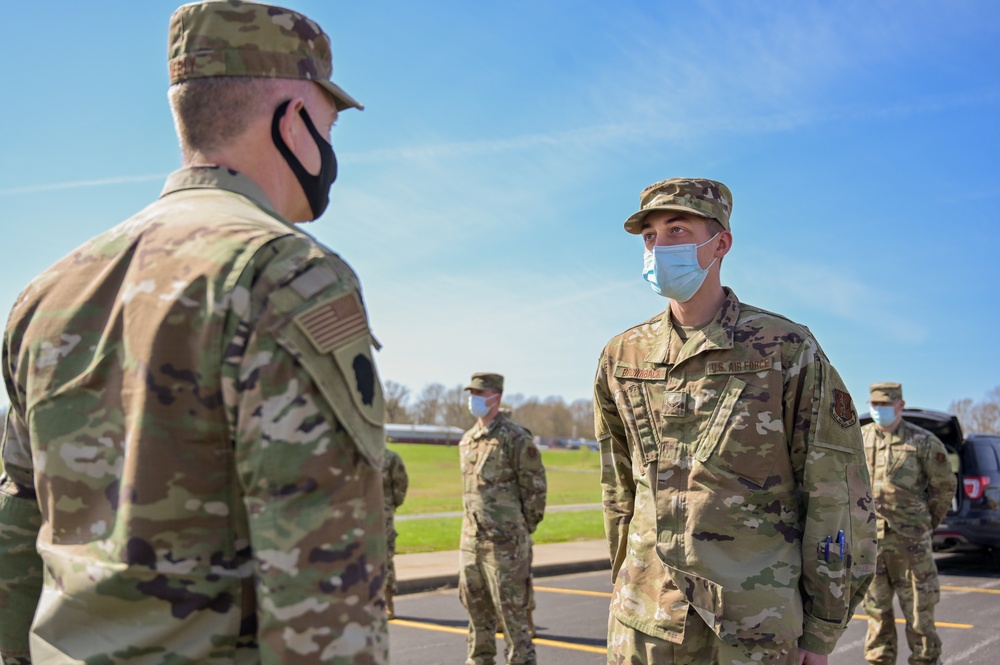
[
  {"xmin": 614, "ymin": 366, "xmax": 668, "ymax": 381},
  {"xmin": 706, "ymin": 356, "xmax": 774, "ymax": 376}
]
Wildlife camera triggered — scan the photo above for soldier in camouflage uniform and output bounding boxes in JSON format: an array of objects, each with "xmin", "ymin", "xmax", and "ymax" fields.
[
  {"xmin": 862, "ymin": 382, "xmax": 956, "ymax": 665},
  {"xmin": 382, "ymin": 446, "xmax": 409, "ymax": 619},
  {"xmin": 594, "ymin": 178, "xmax": 878, "ymax": 665},
  {"xmin": 0, "ymin": 3, "xmax": 389, "ymax": 664},
  {"xmin": 459, "ymin": 372, "xmax": 547, "ymax": 665}
]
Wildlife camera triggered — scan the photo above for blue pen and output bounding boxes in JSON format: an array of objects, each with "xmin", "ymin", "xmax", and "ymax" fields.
[
  {"xmin": 838, "ymin": 530, "xmax": 845, "ymax": 560},
  {"xmin": 824, "ymin": 535, "xmax": 832, "ymax": 562}
]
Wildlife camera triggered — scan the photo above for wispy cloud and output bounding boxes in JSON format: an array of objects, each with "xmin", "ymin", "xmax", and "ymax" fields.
[
  {"xmin": 728, "ymin": 255, "xmax": 928, "ymax": 346},
  {"xmin": 0, "ymin": 173, "xmax": 168, "ymax": 197}
]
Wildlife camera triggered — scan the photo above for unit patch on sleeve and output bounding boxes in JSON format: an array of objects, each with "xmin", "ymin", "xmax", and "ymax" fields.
[
  {"xmin": 831, "ymin": 388, "xmax": 857, "ymax": 429},
  {"xmin": 294, "ymin": 291, "xmax": 368, "ymax": 354}
]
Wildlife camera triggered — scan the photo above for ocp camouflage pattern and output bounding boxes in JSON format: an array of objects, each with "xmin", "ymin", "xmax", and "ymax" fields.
[
  {"xmin": 381, "ymin": 447, "xmax": 408, "ymax": 607},
  {"xmin": 459, "ymin": 413, "xmax": 546, "ymax": 540},
  {"xmin": 0, "ymin": 166, "xmax": 388, "ymax": 664},
  {"xmin": 459, "ymin": 412, "xmax": 545, "ymax": 665},
  {"xmin": 862, "ymin": 419, "xmax": 956, "ymax": 540},
  {"xmin": 170, "ymin": 1, "xmax": 329, "ymax": 85},
  {"xmin": 861, "ymin": 419, "xmax": 955, "ymax": 664},
  {"xmin": 594, "ymin": 288, "xmax": 877, "ymax": 656}
]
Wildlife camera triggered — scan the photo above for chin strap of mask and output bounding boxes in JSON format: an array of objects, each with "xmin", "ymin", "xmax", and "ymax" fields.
[{"xmin": 271, "ymin": 100, "xmax": 338, "ymax": 219}]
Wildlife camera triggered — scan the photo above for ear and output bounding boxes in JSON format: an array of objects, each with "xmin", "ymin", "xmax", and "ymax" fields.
[
  {"xmin": 276, "ymin": 97, "xmax": 307, "ymax": 151},
  {"xmin": 714, "ymin": 231, "xmax": 733, "ymax": 259}
]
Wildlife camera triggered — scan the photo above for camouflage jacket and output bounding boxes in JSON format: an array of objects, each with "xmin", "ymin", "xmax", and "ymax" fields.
[
  {"xmin": 862, "ymin": 420, "xmax": 957, "ymax": 540},
  {"xmin": 460, "ymin": 413, "xmax": 546, "ymax": 540},
  {"xmin": 594, "ymin": 289, "xmax": 877, "ymax": 655},
  {"xmin": 0, "ymin": 167, "xmax": 388, "ymax": 665},
  {"xmin": 382, "ymin": 448, "xmax": 409, "ymax": 529}
]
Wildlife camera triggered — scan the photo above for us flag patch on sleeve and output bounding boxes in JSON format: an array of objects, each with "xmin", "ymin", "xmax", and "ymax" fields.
[{"xmin": 294, "ymin": 291, "xmax": 369, "ymax": 354}]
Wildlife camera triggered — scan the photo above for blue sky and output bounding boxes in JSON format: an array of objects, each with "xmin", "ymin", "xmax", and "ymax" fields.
[{"xmin": 1, "ymin": 0, "xmax": 999, "ymax": 416}]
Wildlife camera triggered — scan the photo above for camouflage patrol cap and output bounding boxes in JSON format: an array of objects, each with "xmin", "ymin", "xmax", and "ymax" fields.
[
  {"xmin": 167, "ymin": 0, "xmax": 363, "ymax": 111},
  {"xmin": 464, "ymin": 373, "xmax": 504, "ymax": 393},
  {"xmin": 870, "ymin": 382, "xmax": 903, "ymax": 403},
  {"xmin": 623, "ymin": 178, "xmax": 733, "ymax": 234}
]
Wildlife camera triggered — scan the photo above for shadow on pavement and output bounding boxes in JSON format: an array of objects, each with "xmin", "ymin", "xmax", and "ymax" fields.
[{"xmin": 934, "ymin": 550, "xmax": 1000, "ymax": 578}]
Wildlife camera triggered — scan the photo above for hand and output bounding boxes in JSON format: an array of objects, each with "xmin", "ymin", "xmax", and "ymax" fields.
[{"xmin": 798, "ymin": 648, "xmax": 828, "ymax": 664}]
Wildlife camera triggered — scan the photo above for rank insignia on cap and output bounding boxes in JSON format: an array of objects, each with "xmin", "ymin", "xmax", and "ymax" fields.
[
  {"xmin": 831, "ymin": 389, "xmax": 857, "ymax": 429},
  {"xmin": 295, "ymin": 291, "xmax": 368, "ymax": 354}
]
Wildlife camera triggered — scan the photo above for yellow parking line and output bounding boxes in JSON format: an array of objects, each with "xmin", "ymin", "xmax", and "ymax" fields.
[
  {"xmin": 534, "ymin": 585, "xmax": 612, "ymax": 598},
  {"xmin": 390, "ymin": 618, "xmax": 606, "ymax": 654},
  {"xmin": 852, "ymin": 615, "xmax": 971, "ymax": 629},
  {"xmin": 941, "ymin": 584, "xmax": 1000, "ymax": 595}
]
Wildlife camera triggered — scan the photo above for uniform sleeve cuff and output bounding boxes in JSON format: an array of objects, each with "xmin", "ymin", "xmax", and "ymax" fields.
[{"xmin": 799, "ymin": 614, "xmax": 847, "ymax": 655}]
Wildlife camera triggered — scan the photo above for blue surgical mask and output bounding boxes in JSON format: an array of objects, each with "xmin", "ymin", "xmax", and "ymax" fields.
[
  {"xmin": 871, "ymin": 405, "xmax": 897, "ymax": 426},
  {"xmin": 642, "ymin": 233, "xmax": 720, "ymax": 301},
  {"xmin": 468, "ymin": 395, "xmax": 491, "ymax": 418}
]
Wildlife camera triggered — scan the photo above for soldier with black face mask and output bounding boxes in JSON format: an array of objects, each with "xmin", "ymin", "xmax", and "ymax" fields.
[{"xmin": 0, "ymin": 2, "xmax": 389, "ymax": 663}]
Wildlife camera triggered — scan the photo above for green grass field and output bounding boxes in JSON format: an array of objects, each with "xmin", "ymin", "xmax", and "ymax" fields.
[
  {"xmin": 392, "ymin": 443, "xmax": 604, "ymax": 554},
  {"xmin": 0, "ymin": 442, "xmax": 603, "ymax": 554}
]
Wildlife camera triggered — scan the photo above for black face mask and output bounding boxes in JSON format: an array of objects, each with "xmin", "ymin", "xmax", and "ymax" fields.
[{"xmin": 271, "ymin": 100, "xmax": 338, "ymax": 219}]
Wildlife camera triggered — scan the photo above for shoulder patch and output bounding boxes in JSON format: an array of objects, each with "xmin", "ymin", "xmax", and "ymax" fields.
[
  {"xmin": 831, "ymin": 388, "xmax": 857, "ymax": 429},
  {"xmin": 295, "ymin": 291, "xmax": 368, "ymax": 354}
]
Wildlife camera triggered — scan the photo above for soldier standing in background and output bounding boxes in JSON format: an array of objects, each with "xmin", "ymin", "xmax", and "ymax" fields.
[
  {"xmin": 862, "ymin": 382, "xmax": 956, "ymax": 665},
  {"xmin": 382, "ymin": 446, "xmax": 409, "ymax": 619},
  {"xmin": 459, "ymin": 372, "xmax": 547, "ymax": 665},
  {"xmin": 594, "ymin": 178, "xmax": 877, "ymax": 664},
  {"xmin": 0, "ymin": 2, "xmax": 388, "ymax": 663}
]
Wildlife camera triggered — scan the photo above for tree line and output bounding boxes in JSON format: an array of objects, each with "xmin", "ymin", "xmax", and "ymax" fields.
[
  {"xmin": 948, "ymin": 387, "xmax": 1000, "ymax": 435},
  {"xmin": 384, "ymin": 382, "xmax": 1000, "ymax": 441},
  {"xmin": 384, "ymin": 381, "xmax": 596, "ymax": 441}
]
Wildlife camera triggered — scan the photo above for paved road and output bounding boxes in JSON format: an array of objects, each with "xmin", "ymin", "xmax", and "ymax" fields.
[{"xmin": 389, "ymin": 551, "xmax": 1000, "ymax": 664}]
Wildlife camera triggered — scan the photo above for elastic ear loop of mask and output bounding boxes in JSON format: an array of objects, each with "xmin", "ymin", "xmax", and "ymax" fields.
[{"xmin": 270, "ymin": 99, "xmax": 337, "ymax": 216}]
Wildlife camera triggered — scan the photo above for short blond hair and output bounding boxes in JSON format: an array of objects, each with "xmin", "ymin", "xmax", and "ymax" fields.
[{"xmin": 168, "ymin": 77, "xmax": 297, "ymax": 156}]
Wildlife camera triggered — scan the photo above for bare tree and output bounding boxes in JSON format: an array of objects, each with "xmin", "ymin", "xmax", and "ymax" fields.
[
  {"xmin": 412, "ymin": 382, "xmax": 446, "ymax": 425},
  {"xmin": 569, "ymin": 398, "xmax": 595, "ymax": 440},
  {"xmin": 441, "ymin": 384, "xmax": 476, "ymax": 431},
  {"xmin": 949, "ymin": 386, "xmax": 1000, "ymax": 435},
  {"xmin": 384, "ymin": 380, "xmax": 411, "ymax": 424},
  {"xmin": 381, "ymin": 379, "xmax": 597, "ymax": 439}
]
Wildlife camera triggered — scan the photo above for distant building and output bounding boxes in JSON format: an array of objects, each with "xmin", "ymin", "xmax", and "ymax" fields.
[
  {"xmin": 386, "ymin": 423, "xmax": 465, "ymax": 446},
  {"xmin": 534, "ymin": 436, "xmax": 599, "ymax": 451}
]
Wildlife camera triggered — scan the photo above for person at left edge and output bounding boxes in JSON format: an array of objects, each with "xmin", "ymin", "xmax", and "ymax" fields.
[
  {"xmin": 382, "ymin": 446, "xmax": 409, "ymax": 619},
  {"xmin": 0, "ymin": 2, "xmax": 388, "ymax": 664}
]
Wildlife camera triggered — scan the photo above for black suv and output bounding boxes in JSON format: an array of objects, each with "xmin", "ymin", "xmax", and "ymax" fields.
[{"xmin": 858, "ymin": 407, "xmax": 1000, "ymax": 553}]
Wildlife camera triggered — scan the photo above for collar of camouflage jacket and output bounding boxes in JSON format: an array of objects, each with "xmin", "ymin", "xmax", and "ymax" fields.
[
  {"xmin": 160, "ymin": 166, "xmax": 279, "ymax": 217},
  {"xmin": 643, "ymin": 287, "xmax": 741, "ymax": 366}
]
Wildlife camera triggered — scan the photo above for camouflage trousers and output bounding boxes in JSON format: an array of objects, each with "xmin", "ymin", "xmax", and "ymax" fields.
[
  {"xmin": 384, "ymin": 519, "xmax": 398, "ymax": 615},
  {"xmin": 864, "ymin": 528, "xmax": 942, "ymax": 665},
  {"xmin": 607, "ymin": 609, "xmax": 799, "ymax": 665},
  {"xmin": 458, "ymin": 531, "xmax": 534, "ymax": 665}
]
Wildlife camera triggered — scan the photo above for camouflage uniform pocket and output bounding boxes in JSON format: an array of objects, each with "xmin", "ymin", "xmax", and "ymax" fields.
[
  {"xmin": 811, "ymin": 532, "xmax": 852, "ymax": 623},
  {"xmin": 695, "ymin": 376, "xmax": 777, "ymax": 487},
  {"xmin": 623, "ymin": 383, "xmax": 660, "ymax": 465}
]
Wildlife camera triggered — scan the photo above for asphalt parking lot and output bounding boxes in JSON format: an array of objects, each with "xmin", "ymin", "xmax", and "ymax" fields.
[{"xmin": 388, "ymin": 551, "xmax": 1000, "ymax": 664}]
